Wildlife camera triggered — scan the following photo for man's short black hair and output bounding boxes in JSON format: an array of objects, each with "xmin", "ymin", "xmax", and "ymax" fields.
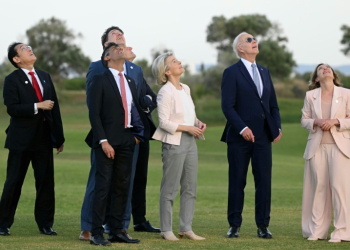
[
  {"xmin": 101, "ymin": 26, "xmax": 123, "ymax": 49},
  {"xmin": 101, "ymin": 42, "xmax": 120, "ymax": 68},
  {"xmin": 7, "ymin": 42, "xmax": 22, "ymax": 68}
]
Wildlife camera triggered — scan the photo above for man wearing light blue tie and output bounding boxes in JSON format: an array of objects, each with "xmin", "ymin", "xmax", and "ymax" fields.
[{"xmin": 221, "ymin": 32, "xmax": 282, "ymax": 239}]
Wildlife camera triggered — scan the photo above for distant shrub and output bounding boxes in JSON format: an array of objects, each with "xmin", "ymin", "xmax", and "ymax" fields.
[{"xmin": 64, "ymin": 77, "xmax": 86, "ymax": 90}]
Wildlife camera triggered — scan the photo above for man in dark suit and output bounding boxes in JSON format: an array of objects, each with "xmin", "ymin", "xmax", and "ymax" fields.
[
  {"xmin": 0, "ymin": 43, "xmax": 65, "ymax": 236},
  {"xmin": 87, "ymin": 42, "xmax": 147, "ymax": 245},
  {"xmin": 79, "ymin": 26, "xmax": 158, "ymax": 241},
  {"xmin": 221, "ymin": 32, "xmax": 282, "ymax": 239}
]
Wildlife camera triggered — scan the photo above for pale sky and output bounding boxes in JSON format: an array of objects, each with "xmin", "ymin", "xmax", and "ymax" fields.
[{"xmin": 0, "ymin": 0, "xmax": 349, "ymax": 68}]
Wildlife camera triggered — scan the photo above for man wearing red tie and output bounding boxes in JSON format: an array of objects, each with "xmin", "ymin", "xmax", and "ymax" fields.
[
  {"xmin": 0, "ymin": 42, "xmax": 65, "ymax": 236},
  {"xmin": 86, "ymin": 42, "xmax": 147, "ymax": 246}
]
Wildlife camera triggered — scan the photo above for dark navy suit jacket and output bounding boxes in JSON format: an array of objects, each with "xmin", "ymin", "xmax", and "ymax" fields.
[
  {"xmin": 86, "ymin": 60, "xmax": 156, "ymax": 139},
  {"xmin": 221, "ymin": 59, "xmax": 281, "ymax": 143}
]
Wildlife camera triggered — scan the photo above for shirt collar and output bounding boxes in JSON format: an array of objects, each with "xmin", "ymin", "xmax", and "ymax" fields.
[
  {"xmin": 240, "ymin": 58, "xmax": 256, "ymax": 69},
  {"xmin": 21, "ymin": 68, "xmax": 36, "ymax": 75},
  {"xmin": 109, "ymin": 67, "xmax": 125, "ymax": 78}
]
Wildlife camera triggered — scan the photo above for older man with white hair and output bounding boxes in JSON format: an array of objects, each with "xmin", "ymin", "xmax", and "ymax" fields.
[{"xmin": 221, "ymin": 32, "xmax": 282, "ymax": 239}]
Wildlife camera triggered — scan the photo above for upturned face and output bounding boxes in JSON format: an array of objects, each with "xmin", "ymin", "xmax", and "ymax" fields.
[
  {"xmin": 106, "ymin": 45, "xmax": 125, "ymax": 63},
  {"xmin": 13, "ymin": 44, "xmax": 37, "ymax": 65},
  {"xmin": 316, "ymin": 64, "xmax": 334, "ymax": 82},
  {"xmin": 106, "ymin": 29, "xmax": 126, "ymax": 46},
  {"xmin": 165, "ymin": 55, "xmax": 185, "ymax": 77},
  {"xmin": 237, "ymin": 33, "xmax": 259, "ymax": 56},
  {"xmin": 124, "ymin": 46, "xmax": 136, "ymax": 61}
]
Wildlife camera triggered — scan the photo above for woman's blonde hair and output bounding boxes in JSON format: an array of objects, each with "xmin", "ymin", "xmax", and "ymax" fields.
[
  {"xmin": 152, "ymin": 52, "xmax": 173, "ymax": 85},
  {"xmin": 309, "ymin": 63, "xmax": 342, "ymax": 90}
]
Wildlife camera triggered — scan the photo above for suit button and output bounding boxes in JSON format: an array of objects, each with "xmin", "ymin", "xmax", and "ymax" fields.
[
  {"xmin": 262, "ymin": 114, "xmax": 265, "ymax": 118},
  {"xmin": 261, "ymin": 100, "xmax": 263, "ymax": 104}
]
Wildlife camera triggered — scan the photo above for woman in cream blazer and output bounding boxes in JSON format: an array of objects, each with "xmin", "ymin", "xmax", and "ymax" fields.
[
  {"xmin": 152, "ymin": 52, "xmax": 206, "ymax": 241},
  {"xmin": 301, "ymin": 63, "xmax": 350, "ymax": 243}
]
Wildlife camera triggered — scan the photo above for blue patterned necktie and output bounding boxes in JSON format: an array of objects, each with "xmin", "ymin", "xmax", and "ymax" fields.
[{"xmin": 251, "ymin": 64, "xmax": 261, "ymax": 97}]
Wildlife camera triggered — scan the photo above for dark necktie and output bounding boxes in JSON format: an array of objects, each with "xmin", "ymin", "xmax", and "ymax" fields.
[
  {"xmin": 28, "ymin": 72, "xmax": 43, "ymax": 102},
  {"xmin": 118, "ymin": 72, "xmax": 128, "ymax": 128}
]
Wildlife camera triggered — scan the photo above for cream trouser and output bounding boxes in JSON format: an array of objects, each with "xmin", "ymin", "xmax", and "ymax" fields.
[{"xmin": 302, "ymin": 144, "xmax": 350, "ymax": 241}]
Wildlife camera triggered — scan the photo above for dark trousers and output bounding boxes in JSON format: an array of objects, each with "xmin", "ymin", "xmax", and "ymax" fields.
[
  {"xmin": 0, "ymin": 149, "xmax": 54, "ymax": 229},
  {"xmin": 91, "ymin": 143, "xmax": 135, "ymax": 236},
  {"xmin": 131, "ymin": 139, "xmax": 150, "ymax": 225},
  {"xmin": 227, "ymin": 128, "xmax": 272, "ymax": 227}
]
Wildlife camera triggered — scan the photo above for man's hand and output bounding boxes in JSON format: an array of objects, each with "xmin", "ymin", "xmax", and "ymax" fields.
[
  {"xmin": 242, "ymin": 128, "xmax": 255, "ymax": 142},
  {"xmin": 273, "ymin": 131, "xmax": 282, "ymax": 143},
  {"xmin": 101, "ymin": 141, "xmax": 115, "ymax": 159},
  {"xmin": 37, "ymin": 100, "xmax": 54, "ymax": 110},
  {"xmin": 56, "ymin": 144, "xmax": 64, "ymax": 154},
  {"xmin": 135, "ymin": 137, "xmax": 140, "ymax": 145}
]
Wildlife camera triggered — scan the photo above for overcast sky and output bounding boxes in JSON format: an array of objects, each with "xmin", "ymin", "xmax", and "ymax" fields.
[{"xmin": 0, "ymin": 0, "xmax": 349, "ymax": 68}]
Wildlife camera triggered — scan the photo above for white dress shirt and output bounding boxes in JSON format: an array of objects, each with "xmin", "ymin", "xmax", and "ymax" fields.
[
  {"xmin": 179, "ymin": 88, "xmax": 195, "ymax": 126},
  {"xmin": 21, "ymin": 68, "xmax": 44, "ymax": 114}
]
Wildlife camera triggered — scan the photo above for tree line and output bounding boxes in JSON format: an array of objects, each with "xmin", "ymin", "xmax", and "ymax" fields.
[{"xmin": 0, "ymin": 15, "xmax": 349, "ymax": 99}]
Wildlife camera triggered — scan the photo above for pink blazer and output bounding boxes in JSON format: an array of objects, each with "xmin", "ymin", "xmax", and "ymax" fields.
[
  {"xmin": 152, "ymin": 81, "xmax": 205, "ymax": 145},
  {"xmin": 301, "ymin": 86, "xmax": 350, "ymax": 160}
]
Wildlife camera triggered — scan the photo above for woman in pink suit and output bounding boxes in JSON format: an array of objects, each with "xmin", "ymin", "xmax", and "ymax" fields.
[{"xmin": 301, "ymin": 63, "xmax": 350, "ymax": 243}]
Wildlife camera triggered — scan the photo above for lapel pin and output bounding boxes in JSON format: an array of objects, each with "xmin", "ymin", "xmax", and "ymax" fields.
[
  {"xmin": 336, "ymin": 100, "xmax": 339, "ymax": 103},
  {"xmin": 130, "ymin": 66, "xmax": 133, "ymax": 69},
  {"xmin": 25, "ymin": 81, "xmax": 28, "ymax": 84},
  {"xmin": 261, "ymin": 68, "xmax": 263, "ymax": 70},
  {"xmin": 128, "ymin": 79, "xmax": 131, "ymax": 82},
  {"xmin": 43, "ymin": 80, "xmax": 46, "ymax": 83}
]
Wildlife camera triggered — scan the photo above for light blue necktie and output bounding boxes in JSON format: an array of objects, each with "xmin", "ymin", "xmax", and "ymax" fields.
[{"xmin": 251, "ymin": 64, "xmax": 262, "ymax": 97}]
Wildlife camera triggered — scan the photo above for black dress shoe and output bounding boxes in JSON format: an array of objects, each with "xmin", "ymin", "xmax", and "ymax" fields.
[
  {"xmin": 0, "ymin": 228, "xmax": 10, "ymax": 236},
  {"xmin": 108, "ymin": 232, "xmax": 140, "ymax": 243},
  {"xmin": 90, "ymin": 234, "xmax": 111, "ymax": 246},
  {"xmin": 39, "ymin": 227, "xmax": 57, "ymax": 235},
  {"xmin": 227, "ymin": 226, "xmax": 240, "ymax": 238},
  {"xmin": 257, "ymin": 226, "xmax": 272, "ymax": 239},
  {"xmin": 134, "ymin": 221, "xmax": 160, "ymax": 233}
]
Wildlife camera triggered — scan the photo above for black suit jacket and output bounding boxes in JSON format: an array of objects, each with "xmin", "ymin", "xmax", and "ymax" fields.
[
  {"xmin": 221, "ymin": 59, "xmax": 281, "ymax": 143},
  {"xmin": 3, "ymin": 69, "xmax": 65, "ymax": 150},
  {"xmin": 86, "ymin": 69, "xmax": 149, "ymax": 149}
]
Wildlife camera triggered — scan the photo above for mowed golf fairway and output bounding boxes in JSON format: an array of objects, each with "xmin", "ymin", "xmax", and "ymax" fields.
[{"xmin": 0, "ymin": 101, "xmax": 349, "ymax": 249}]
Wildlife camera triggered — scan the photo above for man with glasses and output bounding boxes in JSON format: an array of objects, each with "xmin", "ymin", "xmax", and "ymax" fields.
[
  {"xmin": 79, "ymin": 26, "xmax": 158, "ymax": 242},
  {"xmin": 86, "ymin": 42, "xmax": 147, "ymax": 245},
  {"xmin": 221, "ymin": 32, "xmax": 282, "ymax": 239},
  {"xmin": 0, "ymin": 42, "xmax": 65, "ymax": 236}
]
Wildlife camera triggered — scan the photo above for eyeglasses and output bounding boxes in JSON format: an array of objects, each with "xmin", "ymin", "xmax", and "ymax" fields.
[
  {"xmin": 243, "ymin": 37, "xmax": 257, "ymax": 43},
  {"xmin": 21, "ymin": 45, "xmax": 32, "ymax": 51}
]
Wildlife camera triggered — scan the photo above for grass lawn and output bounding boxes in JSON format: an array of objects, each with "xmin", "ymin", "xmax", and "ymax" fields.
[{"xmin": 0, "ymin": 98, "xmax": 348, "ymax": 249}]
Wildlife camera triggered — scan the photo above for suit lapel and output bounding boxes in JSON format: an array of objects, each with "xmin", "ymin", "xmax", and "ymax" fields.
[
  {"xmin": 105, "ymin": 70, "xmax": 123, "ymax": 108},
  {"xmin": 331, "ymin": 86, "xmax": 342, "ymax": 118},
  {"xmin": 17, "ymin": 69, "xmax": 39, "ymax": 102},
  {"xmin": 238, "ymin": 60, "xmax": 260, "ymax": 97},
  {"xmin": 312, "ymin": 88, "xmax": 322, "ymax": 119}
]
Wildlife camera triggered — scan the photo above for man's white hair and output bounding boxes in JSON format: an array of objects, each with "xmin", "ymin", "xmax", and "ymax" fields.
[{"xmin": 232, "ymin": 32, "xmax": 248, "ymax": 58}]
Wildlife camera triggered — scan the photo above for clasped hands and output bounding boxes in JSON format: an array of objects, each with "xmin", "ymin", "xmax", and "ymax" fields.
[
  {"xmin": 187, "ymin": 122, "xmax": 206, "ymax": 137},
  {"xmin": 314, "ymin": 119, "xmax": 339, "ymax": 131}
]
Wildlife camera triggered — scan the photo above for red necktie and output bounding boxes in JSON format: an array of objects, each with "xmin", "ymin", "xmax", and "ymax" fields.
[
  {"xmin": 118, "ymin": 72, "xmax": 128, "ymax": 128},
  {"xmin": 28, "ymin": 72, "xmax": 43, "ymax": 102}
]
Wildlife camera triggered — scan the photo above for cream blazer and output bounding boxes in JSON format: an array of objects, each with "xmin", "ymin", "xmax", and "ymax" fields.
[
  {"xmin": 152, "ymin": 81, "xmax": 205, "ymax": 145},
  {"xmin": 301, "ymin": 86, "xmax": 350, "ymax": 160}
]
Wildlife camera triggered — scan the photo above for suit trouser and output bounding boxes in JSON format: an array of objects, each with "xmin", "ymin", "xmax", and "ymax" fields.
[
  {"xmin": 0, "ymin": 149, "xmax": 54, "ymax": 229},
  {"xmin": 91, "ymin": 143, "xmax": 134, "ymax": 236},
  {"xmin": 302, "ymin": 144, "xmax": 350, "ymax": 241},
  {"xmin": 160, "ymin": 133, "xmax": 198, "ymax": 232},
  {"xmin": 227, "ymin": 131, "xmax": 272, "ymax": 227}
]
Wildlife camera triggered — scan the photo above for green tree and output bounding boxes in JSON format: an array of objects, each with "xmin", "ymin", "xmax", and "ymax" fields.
[
  {"xmin": 340, "ymin": 24, "xmax": 350, "ymax": 56},
  {"xmin": 26, "ymin": 17, "xmax": 90, "ymax": 85},
  {"xmin": 0, "ymin": 60, "xmax": 15, "ymax": 89},
  {"xmin": 206, "ymin": 14, "xmax": 296, "ymax": 79}
]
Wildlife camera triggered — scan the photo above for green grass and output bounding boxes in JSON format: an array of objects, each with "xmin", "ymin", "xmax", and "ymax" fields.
[{"xmin": 0, "ymin": 95, "xmax": 348, "ymax": 249}]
